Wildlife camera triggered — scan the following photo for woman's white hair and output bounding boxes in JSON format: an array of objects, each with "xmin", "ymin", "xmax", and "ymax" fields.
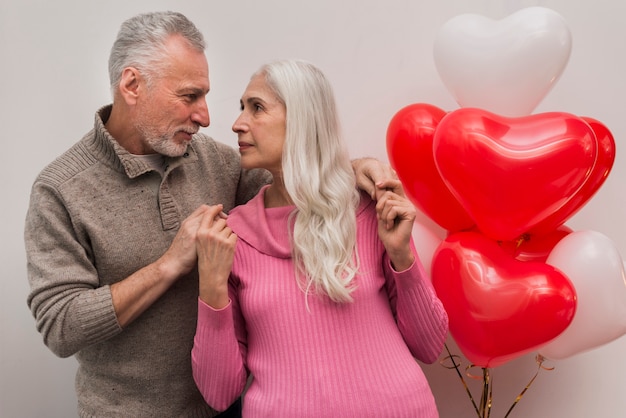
[{"xmin": 256, "ymin": 59, "xmax": 360, "ymax": 303}]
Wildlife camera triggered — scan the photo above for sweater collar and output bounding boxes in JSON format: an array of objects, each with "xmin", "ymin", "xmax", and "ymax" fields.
[
  {"xmin": 85, "ymin": 105, "xmax": 199, "ymax": 179},
  {"xmin": 229, "ymin": 186, "xmax": 294, "ymax": 258},
  {"xmin": 228, "ymin": 186, "xmax": 373, "ymax": 259}
]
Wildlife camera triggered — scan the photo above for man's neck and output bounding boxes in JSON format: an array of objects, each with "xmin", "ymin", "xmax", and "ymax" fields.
[{"xmin": 104, "ymin": 103, "xmax": 146, "ymax": 154}]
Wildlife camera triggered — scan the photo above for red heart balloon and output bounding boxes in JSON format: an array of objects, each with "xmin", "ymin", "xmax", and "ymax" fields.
[
  {"xmin": 431, "ymin": 231, "xmax": 577, "ymax": 368},
  {"xmin": 528, "ymin": 117, "xmax": 615, "ymax": 236},
  {"xmin": 386, "ymin": 103, "xmax": 475, "ymax": 232},
  {"xmin": 433, "ymin": 108, "xmax": 597, "ymax": 241}
]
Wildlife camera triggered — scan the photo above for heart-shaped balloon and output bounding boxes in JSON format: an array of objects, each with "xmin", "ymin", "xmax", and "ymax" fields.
[
  {"xmin": 433, "ymin": 108, "xmax": 598, "ymax": 241},
  {"xmin": 433, "ymin": 7, "xmax": 571, "ymax": 116},
  {"xmin": 528, "ymin": 117, "xmax": 615, "ymax": 236},
  {"xmin": 540, "ymin": 230, "xmax": 626, "ymax": 360},
  {"xmin": 431, "ymin": 231, "xmax": 577, "ymax": 368},
  {"xmin": 386, "ymin": 103, "xmax": 475, "ymax": 232}
]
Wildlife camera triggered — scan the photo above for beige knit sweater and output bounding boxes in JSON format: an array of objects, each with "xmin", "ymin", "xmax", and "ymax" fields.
[{"xmin": 24, "ymin": 105, "xmax": 269, "ymax": 417}]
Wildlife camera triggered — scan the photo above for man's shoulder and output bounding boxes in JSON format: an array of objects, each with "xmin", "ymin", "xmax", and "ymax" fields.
[
  {"xmin": 34, "ymin": 132, "xmax": 99, "ymax": 188},
  {"xmin": 190, "ymin": 133, "xmax": 240, "ymax": 166}
]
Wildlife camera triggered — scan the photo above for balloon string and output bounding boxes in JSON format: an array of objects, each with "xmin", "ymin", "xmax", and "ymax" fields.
[
  {"xmin": 441, "ymin": 343, "xmax": 481, "ymax": 417},
  {"xmin": 503, "ymin": 354, "xmax": 553, "ymax": 418},
  {"xmin": 441, "ymin": 347, "xmax": 554, "ymax": 418},
  {"xmin": 465, "ymin": 364, "xmax": 492, "ymax": 418},
  {"xmin": 478, "ymin": 367, "xmax": 492, "ymax": 418},
  {"xmin": 515, "ymin": 234, "xmax": 530, "ymax": 249},
  {"xmin": 496, "ymin": 234, "xmax": 529, "ymax": 251}
]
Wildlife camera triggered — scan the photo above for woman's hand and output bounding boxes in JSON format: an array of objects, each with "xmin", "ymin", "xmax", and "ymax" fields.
[
  {"xmin": 196, "ymin": 204, "xmax": 237, "ymax": 309},
  {"xmin": 376, "ymin": 186, "xmax": 416, "ymax": 271}
]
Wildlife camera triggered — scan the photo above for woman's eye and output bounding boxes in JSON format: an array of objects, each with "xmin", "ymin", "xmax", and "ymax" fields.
[{"xmin": 240, "ymin": 100, "xmax": 264, "ymax": 112}]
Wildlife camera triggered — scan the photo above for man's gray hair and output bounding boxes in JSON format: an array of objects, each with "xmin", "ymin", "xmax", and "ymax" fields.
[{"xmin": 108, "ymin": 11, "xmax": 205, "ymax": 96}]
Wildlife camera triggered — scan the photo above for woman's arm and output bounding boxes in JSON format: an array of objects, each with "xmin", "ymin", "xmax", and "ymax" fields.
[{"xmin": 375, "ymin": 185, "xmax": 449, "ymax": 363}]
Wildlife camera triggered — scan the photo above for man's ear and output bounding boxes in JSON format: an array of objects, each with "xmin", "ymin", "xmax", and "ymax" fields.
[{"xmin": 118, "ymin": 67, "xmax": 141, "ymax": 105}]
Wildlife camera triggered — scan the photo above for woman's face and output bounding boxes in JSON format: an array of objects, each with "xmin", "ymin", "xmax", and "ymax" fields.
[{"xmin": 232, "ymin": 73, "xmax": 286, "ymax": 176}]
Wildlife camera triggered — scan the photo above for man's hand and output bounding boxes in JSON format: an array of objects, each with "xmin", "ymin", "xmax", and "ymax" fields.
[
  {"xmin": 158, "ymin": 205, "xmax": 214, "ymax": 281},
  {"xmin": 111, "ymin": 205, "xmax": 213, "ymax": 328},
  {"xmin": 352, "ymin": 157, "xmax": 400, "ymax": 201}
]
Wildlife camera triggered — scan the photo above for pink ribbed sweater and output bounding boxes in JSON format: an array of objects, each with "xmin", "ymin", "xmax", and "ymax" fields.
[{"xmin": 192, "ymin": 188, "xmax": 449, "ymax": 417}]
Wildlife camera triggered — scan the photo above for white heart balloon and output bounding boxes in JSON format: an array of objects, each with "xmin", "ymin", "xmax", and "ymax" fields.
[
  {"xmin": 541, "ymin": 230, "xmax": 626, "ymax": 360},
  {"xmin": 433, "ymin": 7, "xmax": 572, "ymax": 116}
]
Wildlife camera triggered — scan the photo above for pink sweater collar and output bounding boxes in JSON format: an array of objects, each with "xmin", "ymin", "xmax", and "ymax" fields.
[{"xmin": 228, "ymin": 186, "xmax": 372, "ymax": 258}]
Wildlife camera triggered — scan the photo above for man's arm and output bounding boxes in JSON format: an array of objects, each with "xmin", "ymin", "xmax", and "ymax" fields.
[
  {"xmin": 25, "ymin": 180, "xmax": 211, "ymax": 356},
  {"xmin": 110, "ymin": 205, "xmax": 212, "ymax": 327}
]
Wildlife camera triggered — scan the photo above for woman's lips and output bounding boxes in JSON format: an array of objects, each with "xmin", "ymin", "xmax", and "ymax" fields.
[{"xmin": 238, "ymin": 142, "xmax": 253, "ymax": 152}]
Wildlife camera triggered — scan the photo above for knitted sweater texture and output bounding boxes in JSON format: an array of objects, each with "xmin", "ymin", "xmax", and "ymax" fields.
[
  {"xmin": 192, "ymin": 186, "xmax": 449, "ymax": 417},
  {"xmin": 24, "ymin": 106, "xmax": 268, "ymax": 417}
]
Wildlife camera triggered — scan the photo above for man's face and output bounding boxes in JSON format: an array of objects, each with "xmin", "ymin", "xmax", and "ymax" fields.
[{"xmin": 135, "ymin": 35, "xmax": 210, "ymax": 157}]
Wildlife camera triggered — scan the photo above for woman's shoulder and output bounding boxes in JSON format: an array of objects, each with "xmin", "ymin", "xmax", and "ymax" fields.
[{"xmin": 356, "ymin": 189, "xmax": 376, "ymax": 217}]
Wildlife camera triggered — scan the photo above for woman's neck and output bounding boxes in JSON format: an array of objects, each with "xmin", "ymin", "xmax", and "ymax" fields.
[{"xmin": 264, "ymin": 178, "xmax": 293, "ymax": 208}]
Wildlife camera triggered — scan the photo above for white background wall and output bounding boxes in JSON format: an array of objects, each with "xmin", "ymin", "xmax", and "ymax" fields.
[{"xmin": 2, "ymin": 0, "xmax": 625, "ymax": 417}]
